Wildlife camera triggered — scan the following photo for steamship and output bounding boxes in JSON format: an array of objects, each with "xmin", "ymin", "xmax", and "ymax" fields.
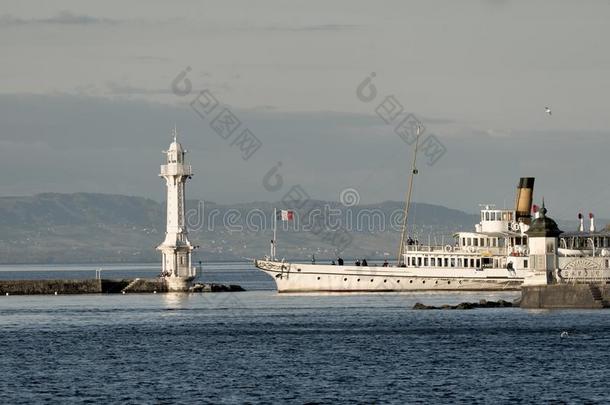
[
  {"xmin": 255, "ymin": 124, "xmax": 610, "ymax": 292},
  {"xmin": 255, "ymin": 177, "xmax": 610, "ymax": 292},
  {"xmin": 255, "ymin": 177, "xmax": 539, "ymax": 292}
]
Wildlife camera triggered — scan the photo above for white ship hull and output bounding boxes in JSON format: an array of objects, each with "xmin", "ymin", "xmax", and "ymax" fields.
[{"xmin": 255, "ymin": 259, "xmax": 526, "ymax": 293}]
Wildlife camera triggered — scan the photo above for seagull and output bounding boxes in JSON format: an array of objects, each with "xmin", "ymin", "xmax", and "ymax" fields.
[
  {"xmin": 545, "ymin": 106, "xmax": 552, "ymax": 116},
  {"xmin": 560, "ymin": 331, "xmax": 569, "ymax": 338}
]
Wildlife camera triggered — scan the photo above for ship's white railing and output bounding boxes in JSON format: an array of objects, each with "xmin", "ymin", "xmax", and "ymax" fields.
[
  {"xmin": 160, "ymin": 164, "xmax": 193, "ymax": 176},
  {"xmin": 404, "ymin": 245, "xmax": 508, "ymax": 256}
]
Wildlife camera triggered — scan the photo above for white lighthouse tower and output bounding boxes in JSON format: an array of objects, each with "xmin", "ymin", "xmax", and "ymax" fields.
[{"xmin": 157, "ymin": 128, "xmax": 196, "ymax": 291}]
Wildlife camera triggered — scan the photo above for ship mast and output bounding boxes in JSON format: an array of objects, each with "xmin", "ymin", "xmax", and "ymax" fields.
[{"xmin": 397, "ymin": 126, "xmax": 422, "ymax": 266}]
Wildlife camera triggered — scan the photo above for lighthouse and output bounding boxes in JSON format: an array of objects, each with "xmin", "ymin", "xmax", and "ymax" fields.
[
  {"xmin": 524, "ymin": 199, "xmax": 562, "ymax": 285},
  {"xmin": 157, "ymin": 128, "xmax": 196, "ymax": 291}
]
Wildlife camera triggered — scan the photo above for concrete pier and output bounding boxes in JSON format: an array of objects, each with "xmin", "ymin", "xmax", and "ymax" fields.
[
  {"xmin": 521, "ymin": 284, "xmax": 609, "ymax": 309},
  {"xmin": 0, "ymin": 279, "xmax": 244, "ymax": 295}
]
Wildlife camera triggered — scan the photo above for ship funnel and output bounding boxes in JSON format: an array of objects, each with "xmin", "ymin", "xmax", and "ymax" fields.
[
  {"xmin": 578, "ymin": 213, "xmax": 584, "ymax": 232},
  {"xmin": 515, "ymin": 177, "xmax": 535, "ymax": 224},
  {"xmin": 590, "ymin": 213, "xmax": 595, "ymax": 232}
]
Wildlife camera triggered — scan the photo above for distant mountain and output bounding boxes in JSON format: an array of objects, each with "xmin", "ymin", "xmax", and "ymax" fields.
[{"xmin": 0, "ymin": 192, "xmax": 491, "ymax": 264}]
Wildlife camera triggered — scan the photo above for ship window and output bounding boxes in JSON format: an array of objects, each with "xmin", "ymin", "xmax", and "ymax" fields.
[
  {"xmin": 431, "ymin": 258, "xmax": 436, "ymax": 266},
  {"xmin": 357, "ymin": 278, "xmax": 360, "ymax": 282},
  {"xmin": 606, "ymin": 260, "xmax": 609, "ymax": 268},
  {"xmin": 464, "ymin": 259, "xmax": 469, "ymax": 268},
  {"xmin": 444, "ymin": 258, "xmax": 449, "ymax": 267},
  {"xmin": 451, "ymin": 258, "xmax": 456, "ymax": 267},
  {"xmin": 397, "ymin": 280, "xmax": 400, "ymax": 283},
  {"xmin": 344, "ymin": 278, "xmax": 348, "ymax": 281},
  {"xmin": 492, "ymin": 239, "xmax": 497, "ymax": 247},
  {"xmin": 476, "ymin": 259, "xmax": 481, "ymax": 268},
  {"xmin": 424, "ymin": 257, "xmax": 428, "ymax": 266},
  {"xmin": 474, "ymin": 239, "xmax": 479, "ymax": 247},
  {"xmin": 457, "ymin": 258, "xmax": 462, "ymax": 267},
  {"xmin": 462, "ymin": 237, "xmax": 466, "ymax": 246},
  {"xmin": 524, "ymin": 260, "xmax": 528, "ymax": 268},
  {"xmin": 485, "ymin": 212, "xmax": 490, "ymax": 221},
  {"xmin": 317, "ymin": 277, "xmax": 320, "ymax": 280},
  {"xmin": 410, "ymin": 280, "xmax": 413, "ymax": 283},
  {"xmin": 417, "ymin": 257, "xmax": 422, "ymax": 267}
]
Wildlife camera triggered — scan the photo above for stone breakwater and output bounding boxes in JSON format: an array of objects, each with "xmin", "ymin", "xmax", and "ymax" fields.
[
  {"xmin": 0, "ymin": 279, "xmax": 245, "ymax": 295},
  {"xmin": 413, "ymin": 299, "xmax": 517, "ymax": 310}
]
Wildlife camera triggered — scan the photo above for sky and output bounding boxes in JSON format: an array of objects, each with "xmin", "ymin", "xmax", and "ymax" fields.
[{"xmin": 1, "ymin": 0, "xmax": 610, "ymax": 219}]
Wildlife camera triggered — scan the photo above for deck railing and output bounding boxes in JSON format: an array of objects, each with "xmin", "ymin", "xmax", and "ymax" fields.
[{"xmin": 404, "ymin": 245, "xmax": 508, "ymax": 256}]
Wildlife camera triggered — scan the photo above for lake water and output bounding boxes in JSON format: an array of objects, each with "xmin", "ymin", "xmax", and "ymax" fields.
[{"xmin": 1, "ymin": 262, "xmax": 610, "ymax": 403}]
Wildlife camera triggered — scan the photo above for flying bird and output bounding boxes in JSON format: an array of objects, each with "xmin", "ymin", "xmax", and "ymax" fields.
[{"xmin": 545, "ymin": 106, "xmax": 552, "ymax": 116}]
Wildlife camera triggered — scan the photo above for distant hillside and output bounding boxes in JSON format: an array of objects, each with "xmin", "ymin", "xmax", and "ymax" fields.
[{"xmin": 0, "ymin": 193, "xmax": 480, "ymax": 264}]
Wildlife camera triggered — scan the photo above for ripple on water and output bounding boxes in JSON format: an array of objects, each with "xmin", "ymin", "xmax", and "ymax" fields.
[{"xmin": 1, "ymin": 287, "xmax": 610, "ymax": 403}]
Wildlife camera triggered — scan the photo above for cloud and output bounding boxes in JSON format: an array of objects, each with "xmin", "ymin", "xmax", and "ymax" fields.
[
  {"xmin": 0, "ymin": 93, "xmax": 609, "ymax": 218},
  {"xmin": 256, "ymin": 24, "xmax": 362, "ymax": 32},
  {"xmin": 0, "ymin": 11, "xmax": 119, "ymax": 26},
  {"xmin": 133, "ymin": 56, "xmax": 172, "ymax": 62},
  {"xmin": 104, "ymin": 82, "xmax": 174, "ymax": 96},
  {"xmin": 282, "ymin": 24, "xmax": 361, "ymax": 32}
]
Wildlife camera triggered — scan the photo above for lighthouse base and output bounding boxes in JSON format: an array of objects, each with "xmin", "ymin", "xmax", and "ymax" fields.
[{"xmin": 164, "ymin": 276, "xmax": 195, "ymax": 292}]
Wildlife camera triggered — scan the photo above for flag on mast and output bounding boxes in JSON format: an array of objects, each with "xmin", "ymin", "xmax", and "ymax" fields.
[{"xmin": 277, "ymin": 210, "xmax": 294, "ymax": 221}]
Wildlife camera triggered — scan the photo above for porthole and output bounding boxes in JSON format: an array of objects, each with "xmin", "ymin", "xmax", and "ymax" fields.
[
  {"xmin": 344, "ymin": 278, "xmax": 348, "ymax": 281},
  {"xmin": 435, "ymin": 281, "xmax": 438, "ymax": 284},
  {"xmin": 448, "ymin": 281, "xmax": 451, "ymax": 284},
  {"xmin": 422, "ymin": 280, "xmax": 426, "ymax": 284},
  {"xmin": 370, "ymin": 279, "xmax": 374, "ymax": 282},
  {"xmin": 297, "ymin": 269, "xmax": 301, "ymax": 272},
  {"xmin": 384, "ymin": 279, "xmax": 387, "ymax": 283},
  {"xmin": 317, "ymin": 277, "xmax": 321, "ymax": 280},
  {"xmin": 357, "ymin": 278, "xmax": 361, "ymax": 282},
  {"xmin": 409, "ymin": 280, "xmax": 413, "ymax": 284},
  {"xmin": 397, "ymin": 280, "xmax": 400, "ymax": 283}
]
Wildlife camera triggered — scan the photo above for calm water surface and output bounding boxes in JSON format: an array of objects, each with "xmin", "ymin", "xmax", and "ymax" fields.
[{"xmin": 1, "ymin": 262, "xmax": 609, "ymax": 404}]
